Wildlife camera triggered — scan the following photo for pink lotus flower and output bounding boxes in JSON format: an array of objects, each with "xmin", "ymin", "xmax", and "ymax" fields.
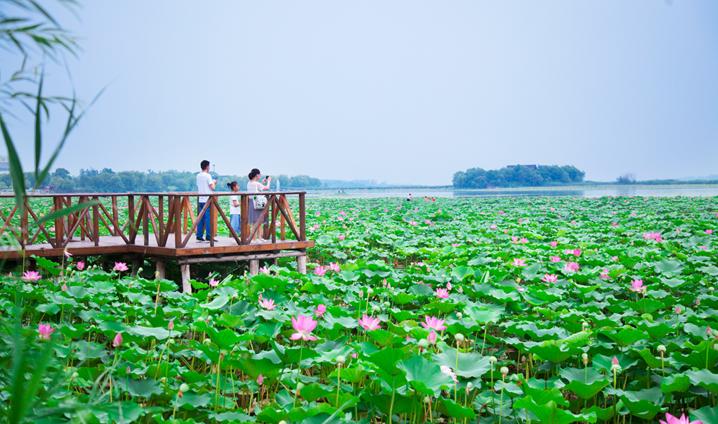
[
  {"xmin": 600, "ymin": 269, "xmax": 610, "ymax": 280},
  {"xmin": 611, "ymin": 256, "xmax": 619, "ymax": 261},
  {"xmin": 259, "ymin": 298, "xmax": 276, "ymax": 310},
  {"xmin": 259, "ymin": 266, "xmax": 270, "ymax": 275},
  {"xmin": 489, "ymin": 224, "xmax": 497, "ymax": 230},
  {"xmin": 674, "ymin": 306, "xmax": 682, "ymax": 314},
  {"xmin": 451, "ymin": 243, "xmax": 460, "ymax": 247},
  {"xmin": 315, "ymin": 211, "xmax": 321, "ymax": 217},
  {"xmin": 564, "ymin": 262, "xmax": 580, "ymax": 272},
  {"xmin": 358, "ymin": 315, "xmax": 381, "ymax": 331},
  {"xmin": 311, "ymin": 224, "xmax": 320, "ymax": 231},
  {"xmin": 314, "ymin": 266, "xmax": 327, "ymax": 277},
  {"xmin": 446, "ymin": 282, "xmax": 452, "ymax": 291},
  {"xmin": 76, "ymin": 261, "xmax": 85, "ymax": 271},
  {"xmin": 38, "ymin": 323, "xmax": 54, "ymax": 340},
  {"xmin": 409, "ymin": 221, "xmax": 418, "ymax": 226},
  {"xmin": 329, "ymin": 262, "xmax": 341, "ymax": 273},
  {"xmin": 338, "ymin": 234, "xmax": 345, "ymax": 241},
  {"xmin": 435, "ymin": 288, "xmax": 449, "ymax": 299},
  {"xmin": 549, "ymin": 241, "xmax": 558, "ymax": 247},
  {"xmin": 512, "ymin": 258, "xmax": 527, "ymax": 267},
  {"xmin": 339, "ymin": 211, "xmax": 346, "ymax": 216},
  {"xmin": 706, "ymin": 229, "xmax": 713, "ymax": 235},
  {"xmin": 421, "ymin": 316, "xmax": 446, "ymax": 332},
  {"xmin": 542, "ymin": 274, "xmax": 558, "ymax": 283},
  {"xmin": 113, "ymin": 262, "xmax": 128, "ymax": 272},
  {"xmin": 112, "ymin": 332, "xmax": 123, "ymax": 348},
  {"xmin": 611, "ymin": 221, "xmax": 619, "ymax": 227},
  {"xmin": 314, "ymin": 304, "xmax": 326, "ymax": 317},
  {"xmin": 209, "ymin": 279, "xmax": 219, "ymax": 287},
  {"xmin": 61, "ymin": 283, "xmax": 68, "ymax": 291},
  {"xmin": 511, "ymin": 236, "xmax": 519, "ymax": 243},
  {"xmin": 630, "ymin": 279, "xmax": 645, "ymax": 293},
  {"xmin": 550, "ymin": 256, "xmax": 561, "ymax": 263},
  {"xmin": 643, "ymin": 232, "xmax": 663, "ymax": 242},
  {"xmin": 168, "ymin": 319, "xmax": 175, "ymax": 331},
  {"xmin": 22, "ymin": 271, "xmax": 41, "ymax": 282},
  {"xmin": 659, "ymin": 413, "xmax": 702, "ymax": 424},
  {"xmin": 520, "ymin": 237, "xmax": 528, "ymax": 244},
  {"xmin": 257, "ymin": 374, "xmax": 264, "ymax": 385},
  {"xmin": 290, "ymin": 315, "xmax": 318, "ymax": 341},
  {"xmin": 427, "ymin": 330, "xmax": 437, "ymax": 344}
]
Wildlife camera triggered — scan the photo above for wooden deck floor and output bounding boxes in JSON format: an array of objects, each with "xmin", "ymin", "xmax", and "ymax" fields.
[{"xmin": 0, "ymin": 235, "xmax": 314, "ymax": 259}]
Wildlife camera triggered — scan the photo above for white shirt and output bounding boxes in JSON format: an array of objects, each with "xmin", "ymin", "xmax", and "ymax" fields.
[
  {"xmin": 247, "ymin": 180, "xmax": 262, "ymax": 193},
  {"xmin": 229, "ymin": 194, "xmax": 241, "ymax": 215},
  {"xmin": 196, "ymin": 171, "xmax": 213, "ymax": 202}
]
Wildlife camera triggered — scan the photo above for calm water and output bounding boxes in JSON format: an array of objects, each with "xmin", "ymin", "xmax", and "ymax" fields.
[{"xmin": 307, "ymin": 184, "xmax": 718, "ymax": 199}]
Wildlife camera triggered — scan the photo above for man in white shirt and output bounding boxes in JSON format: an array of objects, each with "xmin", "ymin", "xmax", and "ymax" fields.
[{"xmin": 196, "ymin": 160, "xmax": 217, "ymax": 241}]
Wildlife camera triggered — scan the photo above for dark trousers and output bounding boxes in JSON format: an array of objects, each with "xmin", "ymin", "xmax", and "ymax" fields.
[{"xmin": 196, "ymin": 201, "xmax": 211, "ymax": 239}]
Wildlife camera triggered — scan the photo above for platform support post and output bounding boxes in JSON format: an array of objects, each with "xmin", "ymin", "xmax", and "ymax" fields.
[
  {"xmin": 297, "ymin": 254, "xmax": 307, "ymax": 274},
  {"xmin": 155, "ymin": 260, "xmax": 166, "ymax": 280},
  {"xmin": 181, "ymin": 264, "xmax": 191, "ymax": 293},
  {"xmin": 249, "ymin": 259, "xmax": 259, "ymax": 276}
]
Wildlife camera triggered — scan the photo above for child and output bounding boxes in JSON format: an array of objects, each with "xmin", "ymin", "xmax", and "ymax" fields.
[{"xmin": 227, "ymin": 181, "xmax": 241, "ymax": 234}]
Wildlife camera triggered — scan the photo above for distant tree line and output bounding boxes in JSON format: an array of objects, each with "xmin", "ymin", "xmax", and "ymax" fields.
[
  {"xmin": 0, "ymin": 168, "xmax": 323, "ymax": 193},
  {"xmin": 453, "ymin": 164, "xmax": 585, "ymax": 188}
]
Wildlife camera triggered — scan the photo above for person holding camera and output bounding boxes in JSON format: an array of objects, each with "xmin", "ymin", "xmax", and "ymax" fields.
[{"xmin": 247, "ymin": 168, "xmax": 271, "ymax": 240}]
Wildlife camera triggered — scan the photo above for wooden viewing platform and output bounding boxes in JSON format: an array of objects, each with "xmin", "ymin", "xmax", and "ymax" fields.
[{"xmin": 0, "ymin": 191, "xmax": 314, "ymax": 291}]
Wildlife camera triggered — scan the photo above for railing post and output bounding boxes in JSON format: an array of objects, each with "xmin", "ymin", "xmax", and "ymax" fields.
[
  {"xmin": 299, "ymin": 192, "xmax": 306, "ymax": 241},
  {"xmin": 240, "ymin": 194, "xmax": 249, "ymax": 244},
  {"xmin": 92, "ymin": 197, "xmax": 100, "ymax": 246},
  {"xmin": 208, "ymin": 195, "xmax": 215, "ymax": 247},
  {"xmin": 20, "ymin": 196, "xmax": 28, "ymax": 248},
  {"xmin": 143, "ymin": 196, "xmax": 150, "ymax": 246},
  {"xmin": 111, "ymin": 196, "xmax": 119, "ymax": 236},
  {"xmin": 54, "ymin": 197, "xmax": 64, "ymax": 247},
  {"xmin": 174, "ymin": 196, "xmax": 182, "ymax": 248},
  {"xmin": 128, "ymin": 195, "xmax": 136, "ymax": 244}
]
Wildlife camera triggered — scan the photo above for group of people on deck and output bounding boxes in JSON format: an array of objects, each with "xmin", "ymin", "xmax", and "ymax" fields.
[{"xmin": 195, "ymin": 160, "xmax": 272, "ymax": 242}]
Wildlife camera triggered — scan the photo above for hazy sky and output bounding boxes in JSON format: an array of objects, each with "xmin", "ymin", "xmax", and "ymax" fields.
[{"xmin": 10, "ymin": 0, "xmax": 718, "ymax": 185}]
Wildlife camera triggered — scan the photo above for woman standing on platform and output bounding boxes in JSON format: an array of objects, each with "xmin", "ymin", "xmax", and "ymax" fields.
[{"xmin": 247, "ymin": 169, "xmax": 271, "ymax": 240}]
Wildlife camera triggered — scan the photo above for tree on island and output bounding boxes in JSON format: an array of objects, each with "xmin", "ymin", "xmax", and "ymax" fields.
[{"xmin": 453, "ymin": 164, "xmax": 585, "ymax": 189}]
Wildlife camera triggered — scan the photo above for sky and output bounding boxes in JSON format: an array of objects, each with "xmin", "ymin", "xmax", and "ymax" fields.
[{"xmin": 8, "ymin": 0, "xmax": 718, "ymax": 185}]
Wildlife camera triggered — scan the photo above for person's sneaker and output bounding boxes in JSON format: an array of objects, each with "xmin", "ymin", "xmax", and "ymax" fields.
[{"xmin": 196, "ymin": 237, "xmax": 205, "ymax": 242}]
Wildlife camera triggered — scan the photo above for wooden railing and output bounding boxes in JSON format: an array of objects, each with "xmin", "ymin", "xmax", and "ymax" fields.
[{"xmin": 0, "ymin": 191, "xmax": 307, "ymax": 250}]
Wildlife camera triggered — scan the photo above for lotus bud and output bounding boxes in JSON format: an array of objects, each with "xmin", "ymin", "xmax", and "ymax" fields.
[
  {"xmin": 582, "ymin": 353, "xmax": 588, "ymax": 365},
  {"xmin": 466, "ymin": 382, "xmax": 473, "ymax": 391},
  {"xmin": 423, "ymin": 396, "xmax": 432, "ymax": 404},
  {"xmin": 455, "ymin": 333, "xmax": 465, "ymax": 344},
  {"xmin": 489, "ymin": 356, "xmax": 498, "ymax": 365},
  {"xmin": 367, "ymin": 287, "xmax": 373, "ymax": 295},
  {"xmin": 418, "ymin": 339, "xmax": 429, "ymax": 349},
  {"xmin": 71, "ymin": 371, "xmax": 79, "ymax": 379},
  {"xmin": 337, "ymin": 355, "xmax": 346, "ymax": 365},
  {"xmin": 581, "ymin": 321, "xmax": 589, "ymax": 331},
  {"xmin": 296, "ymin": 382, "xmax": 305, "ymax": 392},
  {"xmin": 179, "ymin": 383, "xmax": 190, "ymax": 392},
  {"xmin": 657, "ymin": 345, "xmax": 666, "ymax": 354},
  {"xmin": 500, "ymin": 366, "xmax": 509, "ymax": 378},
  {"xmin": 160, "ymin": 377, "xmax": 167, "ymax": 383},
  {"xmin": 456, "ymin": 312, "xmax": 463, "ymax": 319},
  {"xmin": 202, "ymin": 338, "xmax": 211, "ymax": 345},
  {"xmin": 279, "ymin": 421, "xmax": 287, "ymax": 424},
  {"xmin": 167, "ymin": 338, "xmax": 175, "ymax": 346}
]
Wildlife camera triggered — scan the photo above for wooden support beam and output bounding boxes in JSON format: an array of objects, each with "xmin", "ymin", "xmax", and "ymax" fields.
[
  {"xmin": 155, "ymin": 260, "xmax": 166, "ymax": 280},
  {"xmin": 178, "ymin": 250, "xmax": 304, "ymax": 265},
  {"xmin": 181, "ymin": 264, "xmax": 191, "ymax": 293},
  {"xmin": 249, "ymin": 259, "xmax": 259, "ymax": 276},
  {"xmin": 297, "ymin": 254, "xmax": 307, "ymax": 274}
]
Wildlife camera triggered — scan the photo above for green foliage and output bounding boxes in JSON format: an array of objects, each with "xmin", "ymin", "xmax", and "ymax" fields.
[
  {"xmin": 453, "ymin": 164, "xmax": 585, "ymax": 188},
  {"xmin": 0, "ymin": 195, "xmax": 716, "ymax": 422}
]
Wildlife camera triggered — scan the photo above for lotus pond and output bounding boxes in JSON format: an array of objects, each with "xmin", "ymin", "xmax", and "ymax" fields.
[{"xmin": 1, "ymin": 196, "xmax": 717, "ymax": 423}]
